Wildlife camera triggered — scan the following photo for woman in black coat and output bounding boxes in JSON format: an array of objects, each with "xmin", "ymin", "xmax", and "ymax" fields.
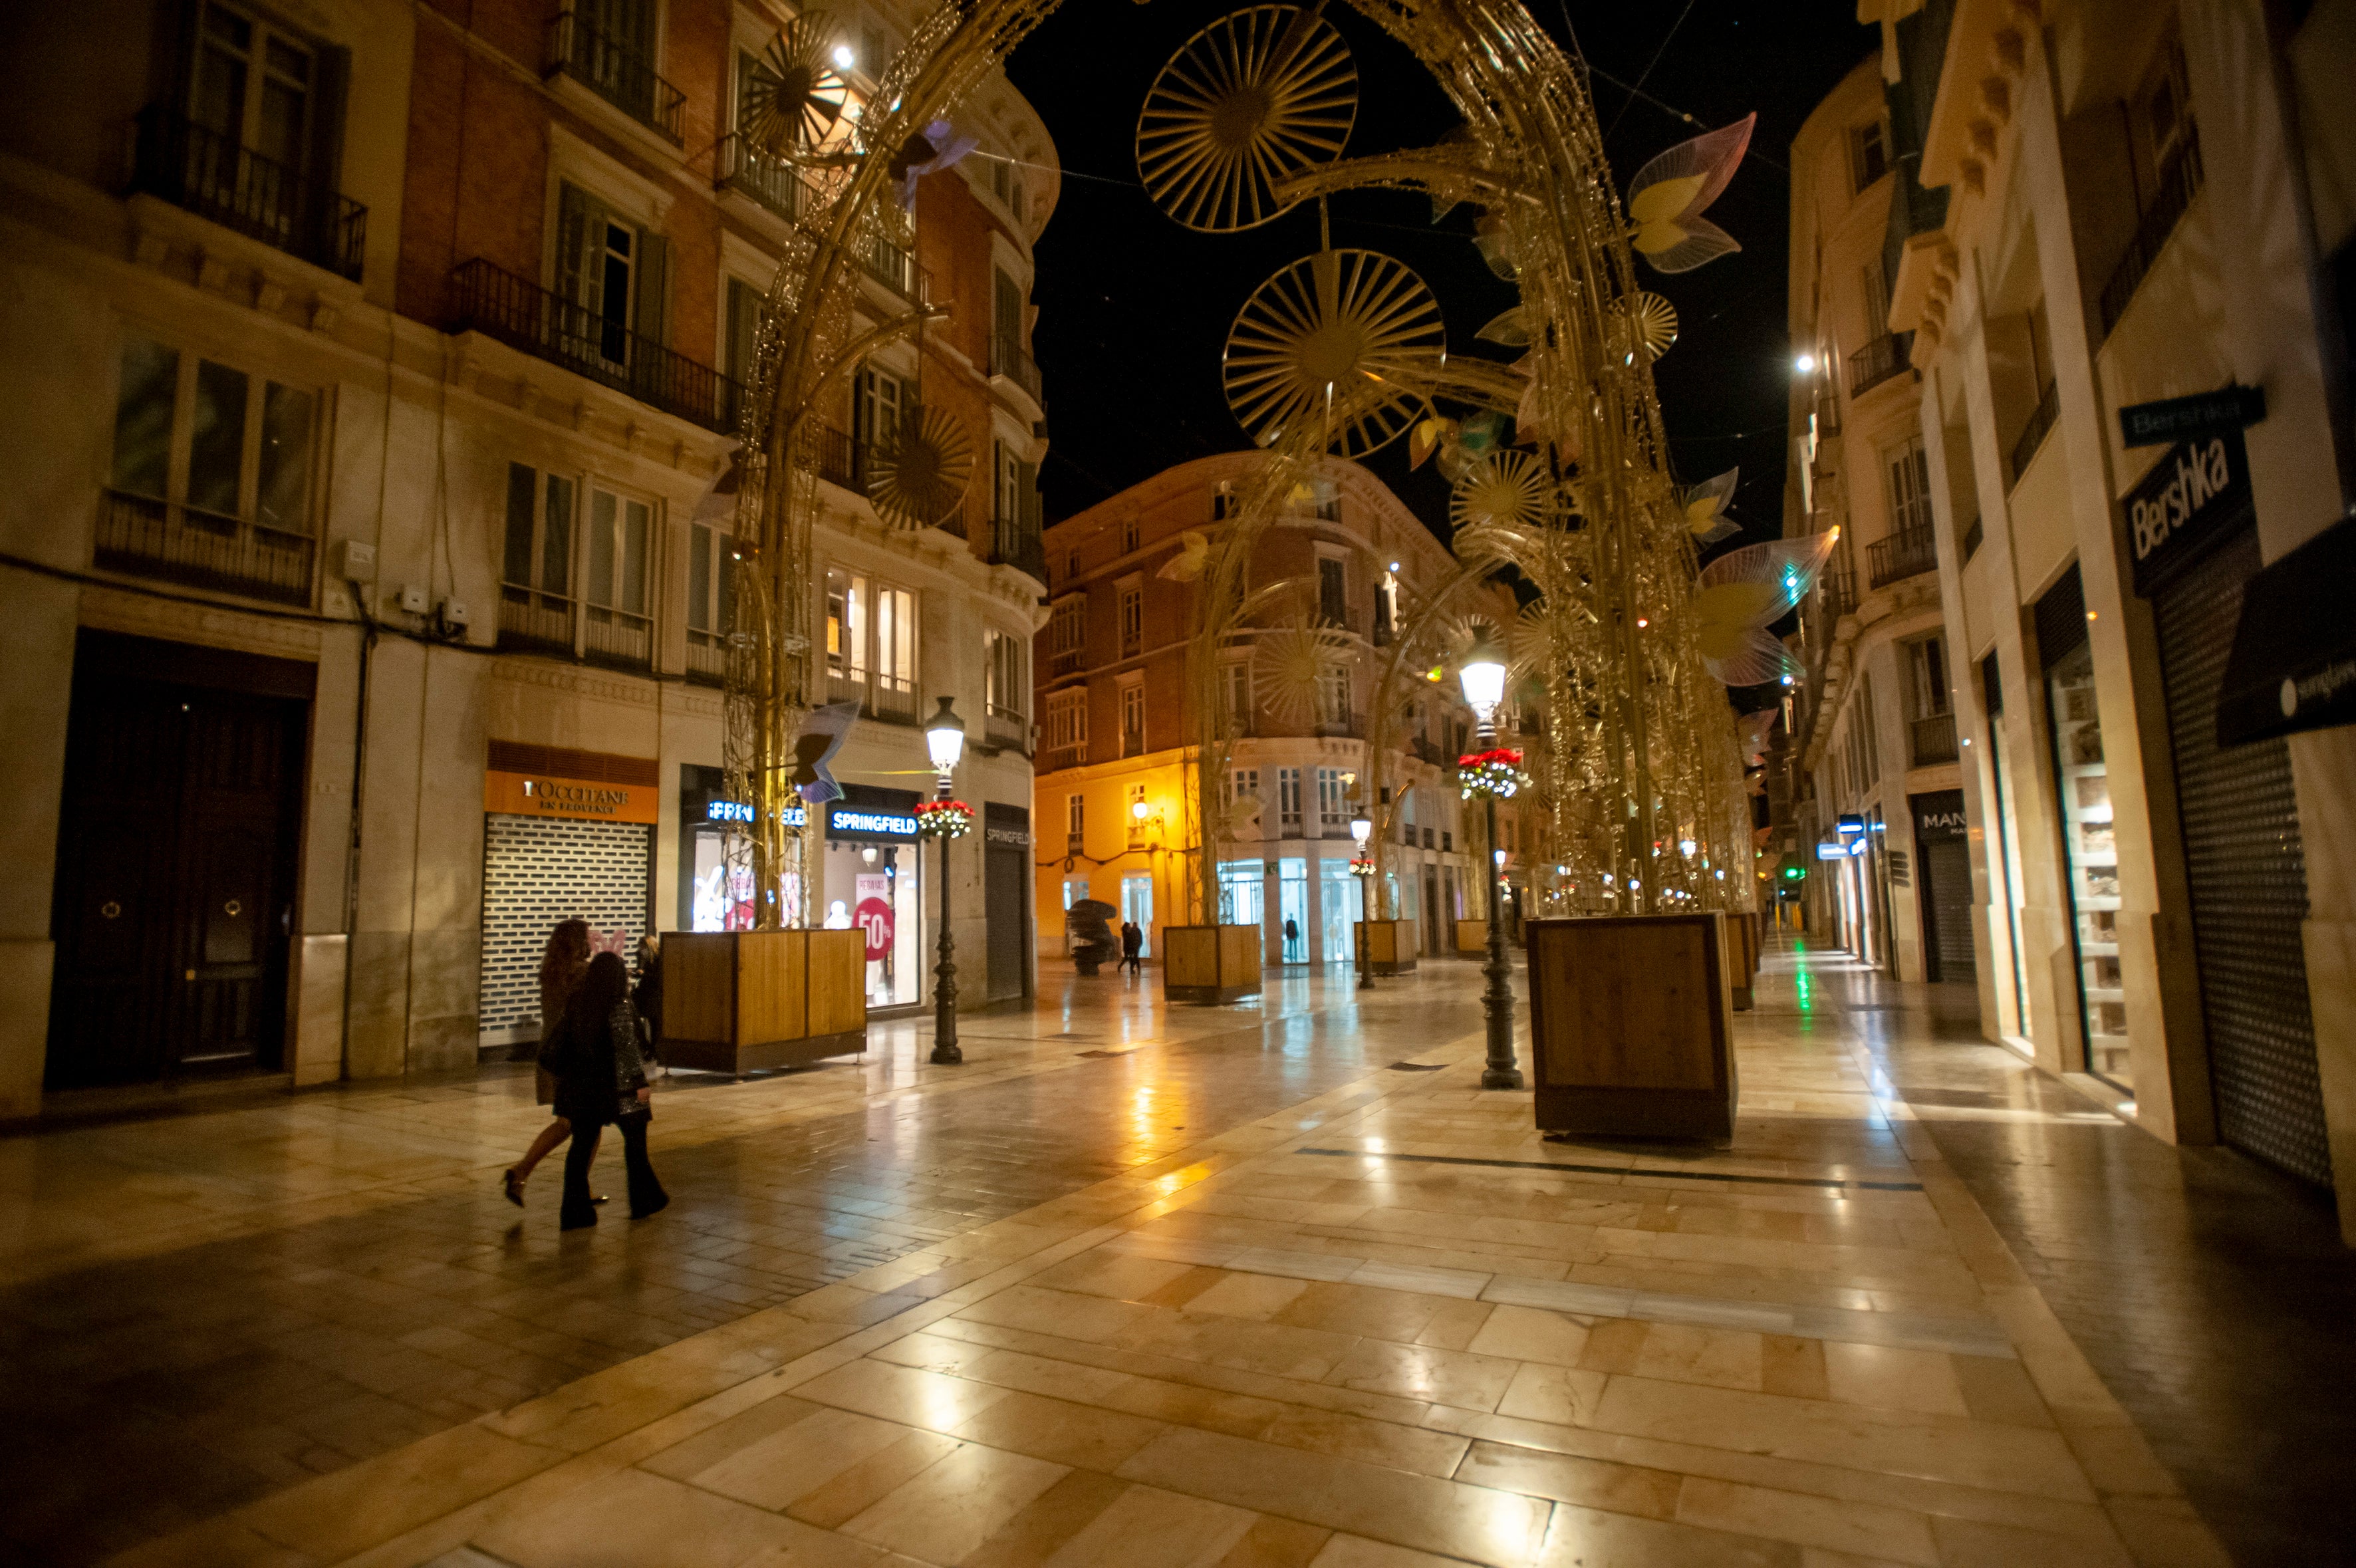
[{"xmin": 546, "ymin": 952, "xmax": 668, "ymax": 1230}]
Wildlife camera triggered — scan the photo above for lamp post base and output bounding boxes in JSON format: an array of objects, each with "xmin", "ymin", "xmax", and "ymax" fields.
[
  {"xmin": 930, "ymin": 833, "xmax": 960, "ymax": 1064},
  {"xmin": 1480, "ymin": 793, "xmax": 1522, "ymax": 1090}
]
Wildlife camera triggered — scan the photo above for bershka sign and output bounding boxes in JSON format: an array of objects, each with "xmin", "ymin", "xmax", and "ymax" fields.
[
  {"xmin": 2125, "ymin": 428, "xmax": 2252, "ymax": 595},
  {"xmin": 2118, "ymin": 384, "xmax": 2266, "ymax": 448}
]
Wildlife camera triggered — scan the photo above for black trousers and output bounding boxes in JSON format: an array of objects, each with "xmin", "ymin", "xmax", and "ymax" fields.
[{"xmin": 559, "ymin": 1114, "xmax": 667, "ymax": 1229}]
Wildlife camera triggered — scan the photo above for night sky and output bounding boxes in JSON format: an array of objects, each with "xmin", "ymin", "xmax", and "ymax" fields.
[{"xmin": 1003, "ymin": 0, "xmax": 1875, "ymax": 557}]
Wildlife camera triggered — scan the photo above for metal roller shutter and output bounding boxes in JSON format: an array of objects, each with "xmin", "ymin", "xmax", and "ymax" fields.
[
  {"xmin": 2154, "ymin": 531, "xmax": 2333, "ymax": 1186},
  {"xmin": 479, "ymin": 814, "xmax": 652, "ymax": 1045},
  {"xmin": 1920, "ymin": 837, "xmax": 1976, "ymax": 981}
]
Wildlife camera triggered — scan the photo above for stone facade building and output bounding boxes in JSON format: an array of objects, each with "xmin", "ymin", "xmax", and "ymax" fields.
[{"xmin": 0, "ymin": 0, "xmax": 1054, "ymax": 1113}]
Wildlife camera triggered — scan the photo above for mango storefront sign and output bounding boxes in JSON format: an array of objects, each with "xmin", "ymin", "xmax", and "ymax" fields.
[{"xmin": 484, "ymin": 741, "xmax": 660, "ymax": 825}]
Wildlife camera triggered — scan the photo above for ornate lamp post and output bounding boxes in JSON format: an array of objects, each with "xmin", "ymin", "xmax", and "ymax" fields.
[
  {"xmin": 922, "ymin": 698, "xmax": 967, "ymax": 1065},
  {"xmin": 1458, "ymin": 637, "xmax": 1523, "ymax": 1090},
  {"xmin": 1349, "ymin": 811, "xmax": 1374, "ymax": 991}
]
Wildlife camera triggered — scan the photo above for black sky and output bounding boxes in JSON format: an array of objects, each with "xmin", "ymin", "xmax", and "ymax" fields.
[{"xmin": 1001, "ymin": 0, "xmax": 1874, "ymax": 557}]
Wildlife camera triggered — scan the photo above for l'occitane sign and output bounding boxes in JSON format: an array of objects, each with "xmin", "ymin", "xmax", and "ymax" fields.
[{"xmin": 484, "ymin": 741, "xmax": 660, "ymax": 825}]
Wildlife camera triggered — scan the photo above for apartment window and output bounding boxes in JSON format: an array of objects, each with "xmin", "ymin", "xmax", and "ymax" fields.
[
  {"xmin": 1861, "ymin": 674, "xmax": 1883, "ymax": 785},
  {"xmin": 1317, "ymin": 767, "xmax": 1347, "ymax": 834},
  {"xmin": 1401, "ymin": 789, "xmax": 1417, "ymax": 847},
  {"xmin": 1850, "ymin": 118, "xmax": 1889, "ymax": 191},
  {"xmin": 1118, "ymin": 580, "xmax": 1143, "ymax": 657},
  {"xmin": 990, "ymin": 156, "xmax": 1025, "ymax": 221},
  {"xmin": 686, "ymin": 517, "xmax": 735, "ymax": 675},
  {"xmin": 724, "ymin": 277, "xmax": 761, "ymax": 394},
  {"xmin": 825, "ymin": 570, "xmax": 868, "ymax": 682},
  {"xmin": 1317, "ymin": 555, "xmax": 1347, "ymax": 626},
  {"xmin": 583, "ymin": 485, "xmax": 653, "ymax": 666},
  {"xmin": 1317, "ymin": 662, "xmax": 1351, "ymax": 727},
  {"xmin": 1278, "ymin": 768, "xmax": 1303, "ymax": 835},
  {"xmin": 874, "ymin": 585, "xmax": 914, "ymax": 716},
  {"xmin": 1906, "ymin": 637, "xmax": 1951, "ymax": 718},
  {"xmin": 2137, "ymin": 39, "xmax": 2192, "ymax": 174},
  {"xmin": 1228, "ymin": 768, "xmax": 1260, "ymax": 812},
  {"xmin": 1049, "ymin": 595, "xmax": 1086, "ymax": 658},
  {"xmin": 856, "ymin": 364, "xmax": 905, "ymax": 459},
  {"xmin": 1066, "ymin": 789, "xmax": 1085, "ymax": 845},
  {"xmin": 1862, "ymin": 255, "xmax": 1891, "ymax": 341},
  {"xmin": 1120, "ymin": 516, "xmax": 1140, "ymax": 554},
  {"xmin": 1120, "ymin": 676, "xmax": 1146, "ymax": 756},
  {"xmin": 193, "ymin": 3, "xmax": 319, "ymax": 171},
  {"xmin": 993, "ymin": 267, "xmax": 1024, "ymax": 373},
  {"xmin": 1212, "ymin": 483, "xmax": 1236, "ymax": 521},
  {"xmin": 1045, "ymin": 688, "xmax": 1087, "ymax": 755},
  {"xmin": 1886, "ymin": 437, "xmax": 1932, "ymax": 535},
  {"xmin": 1224, "ymin": 660, "xmax": 1253, "ymax": 731},
  {"xmin": 555, "ymin": 182, "xmax": 670, "ymax": 365},
  {"xmin": 104, "ymin": 336, "xmax": 319, "ymax": 604},
  {"xmin": 984, "ymin": 628, "xmax": 1027, "ymax": 729}
]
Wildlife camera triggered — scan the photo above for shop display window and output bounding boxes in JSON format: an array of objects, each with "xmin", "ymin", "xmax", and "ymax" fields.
[{"xmin": 2046, "ymin": 644, "xmax": 2130, "ymax": 1086}]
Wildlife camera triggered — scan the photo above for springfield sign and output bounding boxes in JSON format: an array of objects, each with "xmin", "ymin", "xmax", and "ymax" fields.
[{"xmin": 2127, "ymin": 428, "xmax": 2252, "ymax": 595}]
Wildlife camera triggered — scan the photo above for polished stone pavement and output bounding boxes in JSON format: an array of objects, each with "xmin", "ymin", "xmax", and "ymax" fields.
[{"xmin": 0, "ymin": 945, "xmax": 2342, "ymax": 1565}]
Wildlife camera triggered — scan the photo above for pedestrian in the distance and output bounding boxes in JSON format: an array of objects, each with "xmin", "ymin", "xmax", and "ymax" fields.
[
  {"xmin": 1120, "ymin": 920, "xmax": 1144, "ymax": 976},
  {"xmin": 1283, "ymin": 916, "xmax": 1300, "ymax": 962},
  {"xmin": 547, "ymin": 952, "xmax": 668, "ymax": 1230},
  {"xmin": 633, "ymin": 934, "xmax": 664, "ymax": 1069}
]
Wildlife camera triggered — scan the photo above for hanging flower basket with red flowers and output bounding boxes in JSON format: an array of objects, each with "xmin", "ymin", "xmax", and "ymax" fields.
[
  {"xmin": 1455, "ymin": 747, "xmax": 1529, "ymax": 800},
  {"xmin": 1348, "ymin": 856, "xmax": 1376, "ymax": 878},
  {"xmin": 915, "ymin": 799, "xmax": 975, "ymax": 839}
]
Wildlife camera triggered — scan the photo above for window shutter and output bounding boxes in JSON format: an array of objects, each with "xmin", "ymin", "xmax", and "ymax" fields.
[
  {"xmin": 1017, "ymin": 457, "xmax": 1040, "ymax": 532},
  {"xmin": 993, "ymin": 269, "xmax": 1021, "ymax": 354},
  {"xmin": 555, "ymin": 183, "xmax": 597, "ymax": 314},
  {"xmin": 725, "ymin": 277, "xmax": 759, "ymax": 384},
  {"xmin": 634, "ymin": 226, "xmax": 671, "ymax": 346},
  {"xmin": 307, "ymin": 45, "xmax": 352, "ymax": 253}
]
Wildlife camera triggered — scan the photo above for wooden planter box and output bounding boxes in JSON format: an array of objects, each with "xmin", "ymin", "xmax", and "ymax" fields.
[
  {"xmin": 1163, "ymin": 924, "xmax": 1261, "ymax": 1003},
  {"xmin": 1356, "ymin": 918, "xmax": 1418, "ymax": 976},
  {"xmin": 1523, "ymin": 914, "xmax": 1736, "ymax": 1141},
  {"xmin": 660, "ymin": 928, "xmax": 866, "ymax": 1076},
  {"xmin": 1729, "ymin": 912, "xmax": 1764, "ymax": 1011},
  {"xmin": 1456, "ymin": 918, "xmax": 1488, "ymax": 954}
]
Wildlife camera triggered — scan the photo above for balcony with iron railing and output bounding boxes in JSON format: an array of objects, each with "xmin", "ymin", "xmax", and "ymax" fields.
[
  {"xmin": 584, "ymin": 603, "xmax": 652, "ymax": 671},
  {"xmin": 861, "ymin": 232, "xmax": 927, "ymax": 302},
  {"xmin": 1867, "ymin": 521, "xmax": 1938, "ymax": 589},
  {"xmin": 985, "ymin": 703, "xmax": 1027, "ymax": 751},
  {"xmin": 497, "ymin": 585, "xmax": 576, "ymax": 657},
  {"xmin": 989, "ymin": 337, "xmax": 1045, "ymax": 407},
  {"xmin": 714, "ymin": 132, "xmax": 827, "ymax": 226},
  {"xmin": 1910, "ymin": 710, "xmax": 1959, "ymax": 766},
  {"xmin": 987, "ymin": 513, "xmax": 1049, "ymax": 585},
  {"xmin": 447, "ymin": 259, "xmax": 741, "ymax": 432},
  {"xmin": 1818, "ymin": 568, "xmax": 1856, "ymax": 624},
  {"xmin": 2009, "ymin": 378, "xmax": 2060, "ymax": 488},
  {"xmin": 1847, "ymin": 331, "xmax": 1914, "ymax": 398},
  {"xmin": 2100, "ymin": 126, "xmax": 2203, "ymax": 338},
  {"xmin": 96, "ymin": 489, "xmax": 315, "ymax": 606},
  {"xmin": 128, "ymin": 108, "xmax": 366, "ymax": 281},
  {"xmin": 547, "ymin": 10, "xmax": 684, "ymax": 142},
  {"xmin": 686, "ymin": 631, "xmax": 729, "ymax": 686}
]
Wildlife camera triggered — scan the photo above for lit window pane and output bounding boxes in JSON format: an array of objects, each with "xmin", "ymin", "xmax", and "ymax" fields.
[
  {"xmin": 188, "ymin": 360, "xmax": 248, "ymax": 518},
  {"xmin": 111, "ymin": 339, "xmax": 178, "ymax": 499}
]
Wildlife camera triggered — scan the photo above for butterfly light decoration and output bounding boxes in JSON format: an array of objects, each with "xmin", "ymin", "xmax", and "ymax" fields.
[
  {"xmin": 1625, "ymin": 113, "xmax": 1756, "ymax": 274},
  {"xmin": 1157, "ymin": 529, "xmax": 1211, "ymax": 583},
  {"xmin": 793, "ymin": 700, "xmax": 860, "ymax": 803},
  {"xmin": 890, "ymin": 119, "xmax": 980, "ymax": 207},
  {"xmin": 1682, "ymin": 467, "xmax": 1740, "ymax": 547},
  {"xmin": 1689, "ymin": 529, "xmax": 1839, "ymax": 688}
]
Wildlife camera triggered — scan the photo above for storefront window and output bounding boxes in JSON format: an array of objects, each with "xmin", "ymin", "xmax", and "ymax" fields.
[
  {"xmin": 1319, "ymin": 856, "xmax": 1357, "ymax": 962},
  {"xmin": 821, "ymin": 787, "xmax": 922, "ymax": 1007},
  {"xmin": 1218, "ymin": 858, "xmax": 1263, "ymax": 926},
  {"xmin": 2046, "ymin": 642, "xmax": 2129, "ymax": 1087}
]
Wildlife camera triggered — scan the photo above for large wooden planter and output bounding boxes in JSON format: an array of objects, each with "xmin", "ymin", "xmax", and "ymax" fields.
[
  {"xmin": 660, "ymin": 928, "xmax": 867, "ymax": 1076},
  {"xmin": 1523, "ymin": 914, "xmax": 1736, "ymax": 1141},
  {"xmin": 1163, "ymin": 924, "xmax": 1261, "ymax": 1003},
  {"xmin": 1456, "ymin": 918, "xmax": 1487, "ymax": 955},
  {"xmin": 1728, "ymin": 912, "xmax": 1764, "ymax": 1011},
  {"xmin": 1356, "ymin": 918, "xmax": 1419, "ymax": 976}
]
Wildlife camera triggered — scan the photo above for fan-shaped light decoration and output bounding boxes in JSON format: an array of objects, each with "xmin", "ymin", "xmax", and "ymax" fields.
[
  {"xmin": 1508, "ymin": 600, "xmax": 1554, "ymax": 681},
  {"xmin": 1690, "ymin": 529, "xmax": 1839, "ymax": 686},
  {"xmin": 1255, "ymin": 616, "xmax": 1353, "ymax": 722},
  {"xmin": 1158, "ymin": 528, "xmax": 1211, "ymax": 582},
  {"xmin": 1682, "ymin": 466, "xmax": 1740, "ymax": 546},
  {"xmin": 739, "ymin": 17, "xmax": 852, "ymax": 160},
  {"xmin": 1472, "ymin": 212, "xmax": 1518, "ymax": 279},
  {"xmin": 1223, "ymin": 247, "xmax": 1446, "ymax": 457},
  {"xmin": 1626, "ymin": 112, "xmax": 1756, "ymax": 273},
  {"xmin": 1136, "ymin": 5, "xmax": 1358, "ymax": 233},
  {"xmin": 1609, "ymin": 293, "xmax": 1679, "ymax": 364},
  {"xmin": 1408, "ymin": 414, "xmax": 1457, "ymax": 470},
  {"xmin": 864, "ymin": 404, "xmax": 974, "ymax": 530},
  {"xmin": 1449, "ymin": 450, "xmax": 1557, "ymax": 535}
]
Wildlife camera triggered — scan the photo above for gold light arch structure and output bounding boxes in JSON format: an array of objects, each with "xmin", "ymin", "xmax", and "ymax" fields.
[{"xmin": 721, "ymin": 0, "xmax": 1754, "ymax": 931}]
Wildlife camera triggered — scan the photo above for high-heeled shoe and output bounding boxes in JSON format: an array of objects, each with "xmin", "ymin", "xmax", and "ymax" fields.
[{"xmin": 501, "ymin": 1168, "xmax": 526, "ymax": 1207}]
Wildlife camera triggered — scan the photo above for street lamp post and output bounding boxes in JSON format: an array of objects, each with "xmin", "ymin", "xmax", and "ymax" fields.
[
  {"xmin": 1349, "ymin": 812, "xmax": 1374, "ymax": 991},
  {"xmin": 924, "ymin": 698, "xmax": 966, "ymax": 1065},
  {"xmin": 1458, "ymin": 638, "xmax": 1523, "ymax": 1091}
]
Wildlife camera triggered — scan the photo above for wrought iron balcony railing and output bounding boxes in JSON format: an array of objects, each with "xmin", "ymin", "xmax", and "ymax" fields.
[
  {"xmin": 1910, "ymin": 711, "xmax": 1960, "ymax": 765},
  {"xmin": 685, "ymin": 632, "xmax": 728, "ymax": 686},
  {"xmin": 1867, "ymin": 523, "xmax": 1938, "ymax": 589},
  {"xmin": 985, "ymin": 704, "xmax": 1027, "ymax": 751},
  {"xmin": 1847, "ymin": 331, "xmax": 1913, "ymax": 398},
  {"xmin": 2009, "ymin": 378, "xmax": 2060, "ymax": 488},
  {"xmin": 497, "ymin": 586, "xmax": 576, "ymax": 656},
  {"xmin": 446, "ymin": 259, "xmax": 740, "ymax": 432},
  {"xmin": 96, "ymin": 489, "xmax": 314, "ymax": 606},
  {"xmin": 129, "ymin": 108, "xmax": 365, "ymax": 280},
  {"xmin": 547, "ymin": 10, "xmax": 684, "ymax": 142},
  {"xmin": 2100, "ymin": 126, "xmax": 2203, "ymax": 338},
  {"xmin": 990, "ymin": 337, "xmax": 1044, "ymax": 406},
  {"xmin": 987, "ymin": 513, "xmax": 1048, "ymax": 585},
  {"xmin": 861, "ymin": 233, "xmax": 927, "ymax": 302},
  {"xmin": 714, "ymin": 131, "xmax": 827, "ymax": 225}
]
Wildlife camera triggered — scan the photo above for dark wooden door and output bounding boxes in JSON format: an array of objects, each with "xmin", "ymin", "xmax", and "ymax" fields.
[
  {"xmin": 49, "ymin": 670, "xmax": 306, "ymax": 1087},
  {"xmin": 985, "ymin": 843, "xmax": 1025, "ymax": 1001}
]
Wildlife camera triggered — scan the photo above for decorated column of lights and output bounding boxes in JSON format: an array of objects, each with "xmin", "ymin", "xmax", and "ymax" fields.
[
  {"xmin": 720, "ymin": 0, "xmax": 1784, "ymax": 939},
  {"xmin": 919, "ymin": 698, "xmax": 971, "ymax": 1064}
]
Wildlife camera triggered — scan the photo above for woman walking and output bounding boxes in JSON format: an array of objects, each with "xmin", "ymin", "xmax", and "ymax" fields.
[
  {"xmin": 501, "ymin": 918, "xmax": 595, "ymax": 1206},
  {"xmin": 547, "ymin": 952, "xmax": 667, "ymax": 1230}
]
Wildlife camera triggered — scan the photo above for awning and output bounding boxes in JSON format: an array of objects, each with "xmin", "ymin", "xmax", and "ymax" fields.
[{"xmin": 2218, "ymin": 510, "xmax": 2356, "ymax": 748}]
